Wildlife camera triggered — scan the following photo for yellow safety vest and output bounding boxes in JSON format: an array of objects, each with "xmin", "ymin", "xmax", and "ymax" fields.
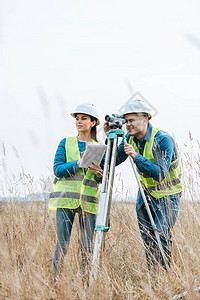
[
  {"xmin": 48, "ymin": 137, "xmax": 99, "ymax": 214},
  {"xmin": 129, "ymin": 126, "xmax": 182, "ymax": 199}
]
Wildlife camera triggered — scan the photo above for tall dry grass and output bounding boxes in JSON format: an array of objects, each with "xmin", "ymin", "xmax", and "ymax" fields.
[
  {"xmin": 0, "ymin": 136, "xmax": 200, "ymax": 299},
  {"xmin": 0, "ymin": 198, "xmax": 200, "ymax": 299}
]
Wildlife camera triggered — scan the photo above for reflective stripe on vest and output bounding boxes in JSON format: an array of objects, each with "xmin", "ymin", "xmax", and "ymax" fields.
[
  {"xmin": 81, "ymin": 195, "xmax": 98, "ymax": 203},
  {"xmin": 54, "ymin": 175, "xmax": 84, "ymax": 184},
  {"xmin": 137, "ymin": 159, "xmax": 180, "ymax": 178},
  {"xmin": 129, "ymin": 126, "xmax": 182, "ymax": 199},
  {"xmin": 48, "ymin": 137, "xmax": 99, "ymax": 213},
  {"xmin": 83, "ymin": 179, "xmax": 98, "ymax": 188},
  {"xmin": 50, "ymin": 192, "xmax": 80, "ymax": 199}
]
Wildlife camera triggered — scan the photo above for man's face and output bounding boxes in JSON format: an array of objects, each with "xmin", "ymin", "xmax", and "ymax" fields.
[{"xmin": 125, "ymin": 113, "xmax": 147, "ymax": 138}]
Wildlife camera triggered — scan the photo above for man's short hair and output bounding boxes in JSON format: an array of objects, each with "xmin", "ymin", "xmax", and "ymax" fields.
[{"xmin": 136, "ymin": 112, "xmax": 149, "ymax": 120}]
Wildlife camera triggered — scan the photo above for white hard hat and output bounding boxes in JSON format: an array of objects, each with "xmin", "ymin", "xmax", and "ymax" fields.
[
  {"xmin": 122, "ymin": 99, "xmax": 152, "ymax": 120},
  {"xmin": 70, "ymin": 103, "xmax": 100, "ymax": 125}
]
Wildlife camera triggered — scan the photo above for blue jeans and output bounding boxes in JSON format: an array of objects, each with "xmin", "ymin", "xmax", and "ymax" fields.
[
  {"xmin": 53, "ymin": 207, "xmax": 96, "ymax": 279},
  {"xmin": 136, "ymin": 192, "xmax": 181, "ymax": 268}
]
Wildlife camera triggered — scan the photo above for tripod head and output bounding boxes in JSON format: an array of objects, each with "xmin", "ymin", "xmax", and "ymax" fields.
[{"xmin": 105, "ymin": 114, "xmax": 126, "ymax": 129}]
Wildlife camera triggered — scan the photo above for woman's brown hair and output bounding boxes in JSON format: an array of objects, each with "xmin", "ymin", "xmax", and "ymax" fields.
[{"xmin": 90, "ymin": 116, "xmax": 98, "ymax": 142}]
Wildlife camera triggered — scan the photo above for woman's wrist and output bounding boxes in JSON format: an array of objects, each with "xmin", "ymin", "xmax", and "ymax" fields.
[
  {"xmin": 96, "ymin": 170, "xmax": 103, "ymax": 178},
  {"xmin": 131, "ymin": 153, "xmax": 138, "ymax": 160}
]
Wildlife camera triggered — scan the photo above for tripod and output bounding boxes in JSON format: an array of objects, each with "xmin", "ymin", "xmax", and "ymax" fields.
[{"xmin": 89, "ymin": 128, "xmax": 169, "ymax": 287}]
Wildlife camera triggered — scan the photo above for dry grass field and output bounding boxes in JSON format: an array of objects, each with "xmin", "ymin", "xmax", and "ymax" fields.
[
  {"xmin": 0, "ymin": 137, "xmax": 200, "ymax": 299},
  {"xmin": 0, "ymin": 198, "xmax": 200, "ymax": 299}
]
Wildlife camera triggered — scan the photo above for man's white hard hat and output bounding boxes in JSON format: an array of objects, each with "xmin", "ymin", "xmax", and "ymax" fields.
[
  {"xmin": 122, "ymin": 99, "xmax": 152, "ymax": 120},
  {"xmin": 70, "ymin": 103, "xmax": 100, "ymax": 125}
]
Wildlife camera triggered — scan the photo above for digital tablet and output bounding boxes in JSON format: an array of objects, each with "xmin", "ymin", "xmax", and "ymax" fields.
[{"xmin": 79, "ymin": 144, "xmax": 107, "ymax": 168}]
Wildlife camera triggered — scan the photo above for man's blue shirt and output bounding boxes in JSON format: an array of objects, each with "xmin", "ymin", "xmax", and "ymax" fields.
[{"xmin": 116, "ymin": 123, "xmax": 181, "ymax": 211}]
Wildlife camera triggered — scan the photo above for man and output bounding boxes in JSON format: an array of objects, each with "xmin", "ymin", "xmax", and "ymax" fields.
[{"xmin": 105, "ymin": 99, "xmax": 182, "ymax": 269}]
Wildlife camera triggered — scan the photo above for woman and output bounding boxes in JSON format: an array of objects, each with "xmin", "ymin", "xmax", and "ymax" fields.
[{"xmin": 49, "ymin": 103, "xmax": 103, "ymax": 283}]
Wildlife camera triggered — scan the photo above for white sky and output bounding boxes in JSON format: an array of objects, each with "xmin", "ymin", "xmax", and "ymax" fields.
[{"xmin": 0, "ymin": 0, "xmax": 200, "ymax": 196}]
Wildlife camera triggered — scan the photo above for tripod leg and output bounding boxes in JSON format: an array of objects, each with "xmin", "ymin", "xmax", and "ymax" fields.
[
  {"xmin": 89, "ymin": 138, "xmax": 118, "ymax": 286},
  {"xmin": 101, "ymin": 138, "xmax": 112, "ymax": 192},
  {"xmin": 128, "ymin": 156, "xmax": 170, "ymax": 270},
  {"xmin": 123, "ymin": 137, "xmax": 169, "ymax": 270}
]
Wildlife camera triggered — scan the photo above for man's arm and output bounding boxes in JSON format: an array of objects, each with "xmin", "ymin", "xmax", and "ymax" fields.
[{"xmin": 134, "ymin": 133, "xmax": 175, "ymax": 182}]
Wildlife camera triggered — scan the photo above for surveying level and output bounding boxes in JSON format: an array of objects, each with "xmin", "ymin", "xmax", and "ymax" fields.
[{"xmin": 89, "ymin": 126, "xmax": 169, "ymax": 287}]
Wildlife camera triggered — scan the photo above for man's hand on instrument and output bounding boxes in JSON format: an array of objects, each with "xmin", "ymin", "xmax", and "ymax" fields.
[
  {"xmin": 89, "ymin": 163, "xmax": 103, "ymax": 178},
  {"xmin": 124, "ymin": 144, "xmax": 138, "ymax": 160}
]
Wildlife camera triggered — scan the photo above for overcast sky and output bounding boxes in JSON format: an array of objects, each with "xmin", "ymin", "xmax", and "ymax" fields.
[{"xmin": 0, "ymin": 0, "xmax": 199, "ymax": 196}]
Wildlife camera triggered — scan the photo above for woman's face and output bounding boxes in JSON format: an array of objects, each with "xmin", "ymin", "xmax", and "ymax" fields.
[{"xmin": 75, "ymin": 114, "xmax": 96, "ymax": 133}]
